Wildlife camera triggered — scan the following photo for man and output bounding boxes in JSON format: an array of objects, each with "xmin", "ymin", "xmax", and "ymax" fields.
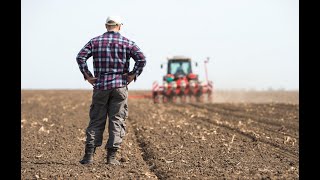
[
  {"xmin": 175, "ymin": 63, "xmax": 186, "ymax": 76},
  {"xmin": 76, "ymin": 16, "xmax": 146, "ymax": 165}
]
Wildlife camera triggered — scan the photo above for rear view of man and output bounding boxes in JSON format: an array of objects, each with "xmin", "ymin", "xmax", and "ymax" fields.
[{"xmin": 76, "ymin": 16, "xmax": 146, "ymax": 165}]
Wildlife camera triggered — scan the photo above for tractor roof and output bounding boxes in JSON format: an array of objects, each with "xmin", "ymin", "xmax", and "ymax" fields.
[{"xmin": 167, "ymin": 56, "xmax": 191, "ymax": 61}]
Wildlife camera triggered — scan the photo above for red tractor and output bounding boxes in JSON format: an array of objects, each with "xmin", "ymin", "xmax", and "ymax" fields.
[{"xmin": 152, "ymin": 56, "xmax": 213, "ymax": 103}]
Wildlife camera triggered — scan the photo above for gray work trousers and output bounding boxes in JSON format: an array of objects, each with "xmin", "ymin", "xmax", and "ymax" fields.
[{"xmin": 85, "ymin": 86, "xmax": 128, "ymax": 149}]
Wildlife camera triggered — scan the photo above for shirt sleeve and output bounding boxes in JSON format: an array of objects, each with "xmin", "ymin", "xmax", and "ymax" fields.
[
  {"xmin": 76, "ymin": 40, "xmax": 94, "ymax": 80},
  {"xmin": 129, "ymin": 43, "xmax": 146, "ymax": 81}
]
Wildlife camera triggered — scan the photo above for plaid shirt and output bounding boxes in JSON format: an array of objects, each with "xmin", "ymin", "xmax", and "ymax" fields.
[{"xmin": 76, "ymin": 31, "xmax": 146, "ymax": 90}]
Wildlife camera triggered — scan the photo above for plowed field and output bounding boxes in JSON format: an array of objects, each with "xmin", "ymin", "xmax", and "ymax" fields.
[{"xmin": 21, "ymin": 90, "xmax": 299, "ymax": 179}]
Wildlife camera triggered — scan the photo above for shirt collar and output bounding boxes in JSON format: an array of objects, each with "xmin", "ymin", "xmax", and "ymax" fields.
[{"xmin": 106, "ymin": 31, "xmax": 120, "ymax": 34}]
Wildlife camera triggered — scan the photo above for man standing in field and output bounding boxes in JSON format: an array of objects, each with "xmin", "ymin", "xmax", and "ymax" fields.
[{"xmin": 76, "ymin": 16, "xmax": 146, "ymax": 165}]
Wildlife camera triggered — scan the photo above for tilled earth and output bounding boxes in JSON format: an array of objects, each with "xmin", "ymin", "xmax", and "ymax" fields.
[{"xmin": 21, "ymin": 90, "xmax": 299, "ymax": 179}]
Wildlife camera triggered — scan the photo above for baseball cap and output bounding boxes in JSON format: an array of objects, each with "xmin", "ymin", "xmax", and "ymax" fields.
[{"xmin": 106, "ymin": 16, "xmax": 123, "ymax": 25}]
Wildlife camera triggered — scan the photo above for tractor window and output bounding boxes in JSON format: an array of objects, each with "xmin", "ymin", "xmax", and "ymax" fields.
[{"xmin": 169, "ymin": 61, "xmax": 191, "ymax": 75}]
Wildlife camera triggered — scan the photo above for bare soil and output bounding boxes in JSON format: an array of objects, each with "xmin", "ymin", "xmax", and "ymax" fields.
[{"xmin": 21, "ymin": 90, "xmax": 299, "ymax": 179}]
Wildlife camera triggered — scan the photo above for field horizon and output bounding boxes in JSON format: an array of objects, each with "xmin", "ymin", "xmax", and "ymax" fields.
[{"xmin": 21, "ymin": 89, "xmax": 299, "ymax": 104}]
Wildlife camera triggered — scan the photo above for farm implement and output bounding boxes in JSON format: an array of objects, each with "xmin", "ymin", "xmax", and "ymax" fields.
[{"xmin": 152, "ymin": 56, "xmax": 213, "ymax": 103}]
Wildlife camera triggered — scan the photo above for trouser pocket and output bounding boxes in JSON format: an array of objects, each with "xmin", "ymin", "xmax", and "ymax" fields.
[{"xmin": 116, "ymin": 87, "xmax": 128, "ymax": 100}]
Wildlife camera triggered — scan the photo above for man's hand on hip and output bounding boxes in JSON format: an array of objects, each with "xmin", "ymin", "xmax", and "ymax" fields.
[
  {"xmin": 84, "ymin": 72, "xmax": 97, "ymax": 86},
  {"xmin": 87, "ymin": 77, "xmax": 97, "ymax": 85},
  {"xmin": 124, "ymin": 73, "xmax": 136, "ymax": 85}
]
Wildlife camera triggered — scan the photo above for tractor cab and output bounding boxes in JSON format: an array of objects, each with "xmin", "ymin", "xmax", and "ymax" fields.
[
  {"xmin": 168, "ymin": 58, "xmax": 191, "ymax": 78},
  {"xmin": 162, "ymin": 56, "xmax": 198, "ymax": 82},
  {"xmin": 163, "ymin": 56, "xmax": 198, "ymax": 82}
]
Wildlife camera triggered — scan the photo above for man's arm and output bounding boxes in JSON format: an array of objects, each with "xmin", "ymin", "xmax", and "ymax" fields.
[
  {"xmin": 128, "ymin": 43, "xmax": 146, "ymax": 83},
  {"xmin": 76, "ymin": 40, "xmax": 94, "ymax": 80}
]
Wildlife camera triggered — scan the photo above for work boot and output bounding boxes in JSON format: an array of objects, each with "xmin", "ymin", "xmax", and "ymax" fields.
[
  {"xmin": 79, "ymin": 145, "xmax": 96, "ymax": 164},
  {"xmin": 106, "ymin": 148, "xmax": 120, "ymax": 165}
]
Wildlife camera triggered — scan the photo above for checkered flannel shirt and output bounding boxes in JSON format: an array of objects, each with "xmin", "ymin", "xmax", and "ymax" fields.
[{"xmin": 76, "ymin": 31, "xmax": 146, "ymax": 90}]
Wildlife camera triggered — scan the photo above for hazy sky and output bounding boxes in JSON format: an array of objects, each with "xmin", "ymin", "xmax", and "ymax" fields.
[{"xmin": 21, "ymin": 0, "xmax": 299, "ymax": 90}]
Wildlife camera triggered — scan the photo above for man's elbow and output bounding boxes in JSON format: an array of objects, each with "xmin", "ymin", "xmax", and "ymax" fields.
[
  {"xmin": 76, "ymin": 56, "xmax": 85, "ymax": 64},
  {"xmin": 139, "ymin": 58, "xmax": 146, "ymax": 66}
]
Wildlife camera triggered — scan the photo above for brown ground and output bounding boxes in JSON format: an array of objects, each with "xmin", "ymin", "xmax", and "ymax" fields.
[{"xmin": 21, "ymin": 90, "xmax": 299, "ymax": 179}]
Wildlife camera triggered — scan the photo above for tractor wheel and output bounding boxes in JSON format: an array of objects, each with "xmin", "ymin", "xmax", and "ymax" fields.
[
  {"xmin": 162, "ymin": 95, "xmax": 168, "ymax": 103},
  {"xmin": 153, "ymin": 92, "xmax": 160, "ymax": 103}
]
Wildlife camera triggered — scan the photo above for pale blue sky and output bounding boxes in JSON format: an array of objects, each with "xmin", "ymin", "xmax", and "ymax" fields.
[{"xmin": 21, "ymin": 0, "xmax": 299, "ymax": 90}]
